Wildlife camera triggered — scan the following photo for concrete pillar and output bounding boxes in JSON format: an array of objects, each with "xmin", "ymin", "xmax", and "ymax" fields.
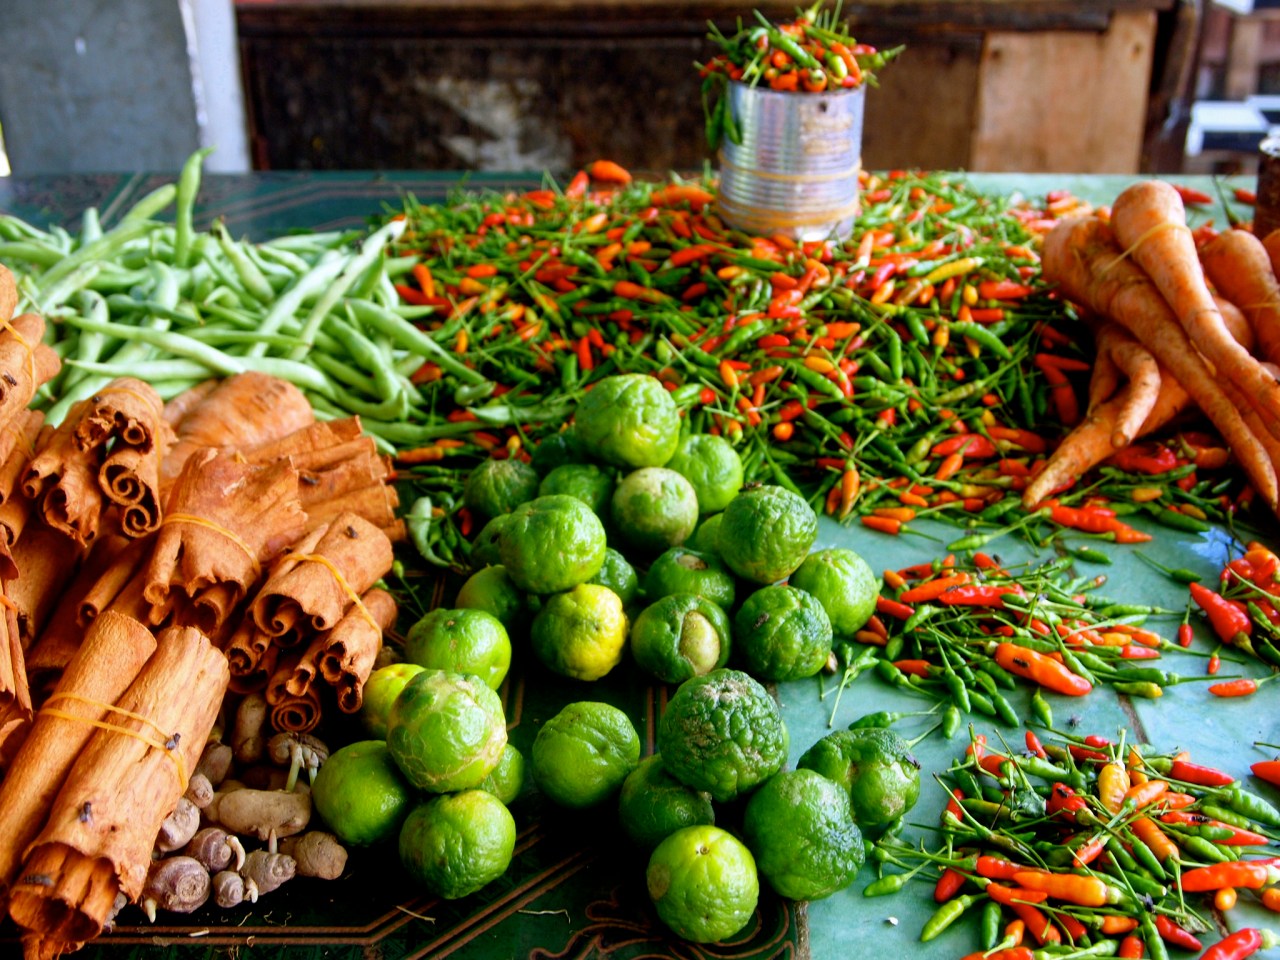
[{"xmin": 0, "ymin": 0, "xmax": 249, "ymax": 174}]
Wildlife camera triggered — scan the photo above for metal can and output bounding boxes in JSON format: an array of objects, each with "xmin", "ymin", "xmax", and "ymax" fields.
[
  {"xmin": 1255, "ymin": 133, "xmax": 1280, "ymax": 242},
  {"xmin": 716, "ymin": 81, "xmax": 864, "ymax": 242}
]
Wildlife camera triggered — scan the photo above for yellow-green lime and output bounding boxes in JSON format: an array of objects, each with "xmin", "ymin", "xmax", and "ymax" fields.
[
  {"xmin": 588, "ymin": 547, "xmax": 639, "ymax": 607},
  {"xmin": 716, "ymin": 485, "xmax": 817, "ymax": 584},
  {"xmin": 477, "ymin": 743, "xmax": 526, "ymax": 805},
  {"xmin": 646, "ymin": 825, "xmax": 759, "ymax": 943},
  {"xmin": 463, "ymin": 456, "xmax": 540, "ymax": 519},
  {"xmin": 399, "ymin": 790, "xmax": 516, "ymax": 899},
  {"xmin": 529, "ymin": 428, "xmax": 587, "ymax": 476},
  {"xmin": 538, "ymin": 462, "xmax": 615, "ymax": 516},
  {"xmin": 665, "ymin": 434, "xmax": 744, "ymax": 514},
  {"xmin": 454, "ymin": 565, "xmax": 527, "ymax": 636},
  {"xmin": 630, "ymin": 593, "xmax": 731, "ymax": 684},
  {"xmin": 788, "ymin": 548, "xmax": 878, "ymax": 638},
  {"xmin": 530, "ymin": 583, "xmax": 629, "ymax": 681},
  {"xmin": 610, "ymin": 467, "xmax": 699, "ymax": 555},
  {"xmin": 403, "ymin": 607, "xmax": 512, "ymax": 691},
  {"xmin": 386, "ymin": 670, "xmax": 508, "ymax": 793},
  {"xmin": 797, "ymin": 727, "xmax": 921, "ymax": 830},
  {"xmin": 360, "ymin": 662, "xmax": 426, "ymax": 740},
  {"xmin": 733, "ymin": 584, "xmax": 833, "ymax": 682},
  {"xmin": 311, "ymin": 740, "xmax": 414, "ymax": 847},
  {"xmin": 530, "ymin": 700, "xmax": 640, "ymax": 808},
  {"xmin": 470, "ymin": 513, "xmax": 513, "ymax": 568},
  {"xmin": 499, "ymin": 494, "xmax": 607, "ymax": 594},
  {"xmin": 642, "ymin": 546, "xmax": 735, "ymax": 608},
  {"xmin": 573, "ymin": 373, "xmax": 680, "ymax": 468},
  {"xmin": 741, "ymin": 768, "xmax": 864, "ymax": 900},
  {"xmin": 657, "ymin": 668, "xmax": 788, "ymax": 803},
  {"xmin": 688, "ymin": 513, "xmax": 723, "ymax": 555},
  {"xmin": 617, "ymin": 754, "xmax": 715, "ymax": 850}
]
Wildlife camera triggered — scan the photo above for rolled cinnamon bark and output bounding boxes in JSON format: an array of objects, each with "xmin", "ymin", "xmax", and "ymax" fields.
[
  {"xmin": 0, "ymin": 597, "xmax": 30, "ymax": 766},
  {"xmin": 0, "ymin": 611, "xmax": 158, "ymax": 900},
  {"xmin": 23, "ymin": 404, "xmax": 105, "ymax": 547},
  {"xmin": 250, "ymin": 513, "xmax": 394, "ymax": 645},
  {"xmin": 8, "ymin": 624, "xmax": 227, "ymax": 948},
  {"xmin": 321, "ymin": 588, "xmax": 397, "ymax": 714},
  {"xmin": 0, "ymin": 312, "xmax": 61, "ymax": 429},
  {"xmin": 72, "ymin": 378, "xmax": 168, "ymax": 454},
  {"xmin": 5, "ymin": 522, "xmax": 82, "ymax": 650}
]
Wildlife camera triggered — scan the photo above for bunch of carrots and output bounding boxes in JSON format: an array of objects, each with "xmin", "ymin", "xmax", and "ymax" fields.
[{"xmin": 1034, "ymin": 180, "xmax": 1280, "ymax": 522}]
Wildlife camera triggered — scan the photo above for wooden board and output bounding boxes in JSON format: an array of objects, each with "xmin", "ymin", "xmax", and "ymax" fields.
[{"xmin": 970, "ymin": 10, "xmax": 1157, "ymax": 172}]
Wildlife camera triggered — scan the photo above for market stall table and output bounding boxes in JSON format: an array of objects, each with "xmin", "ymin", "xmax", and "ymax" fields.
[{"xmin": 0, "ymin": 168, "xmax": 1275, "ymax": 960}]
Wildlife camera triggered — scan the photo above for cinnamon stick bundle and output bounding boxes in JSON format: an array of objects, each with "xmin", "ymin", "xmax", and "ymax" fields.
[
  {"xmin": 160, "ymin": 372, "xmax": 315, "ymax": 491},
  {"xmin": 0, "ymin": 302, "xmax": 62, "ymax": 430},
  {"xmin": 7, "ymin": 624, "xmax": 228, "ymax": 954},
  {"xmin": 144, "ymin": 449, "xmax": 307, "ymax": 631},
  {"xmin": 250, "ymin": 513, "xmax": 394, "ymax": 646},
  {"xmin": 22, "ymin": 401, "xmax": 104, "ymax": 547},
  {"xmin": 0, "ymin": 597, "xmax": 30, "ymax": 766},
  {"xmin": 323, "ymin": 588, "xmax": 397, "ymax": 713},
  {"xmin": 5, "ymin": 521, "xmax": 82, "ymax": 651},
  {"xmin": 0, "ymin": 611, "xmax": 158, "ymax": 902}
]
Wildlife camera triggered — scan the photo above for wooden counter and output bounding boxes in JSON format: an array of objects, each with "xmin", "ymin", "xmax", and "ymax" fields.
[{"xmin": 235, "ymin": 0, "xmax": 1176, "ymax": 174}]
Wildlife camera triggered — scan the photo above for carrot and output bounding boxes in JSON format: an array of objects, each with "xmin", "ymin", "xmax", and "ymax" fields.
[
  {"xmin": 1041, "ymin": 217, "xmax": 1279, "ymax": 510},
  {"xmin": 1086, "ymin": 321, "xmax": 1122, "ymax": 411},
  {"xmin": 1201, "ymin": 229, "xmax": 1280, "ymax": 367},
  {"xmin": 1111, "ymin": 180, "xmax": 1280, "ymax": 442},
  {"xmin": 1094, "ymin": 324, "xmax": 1161, "ymax": 448}
]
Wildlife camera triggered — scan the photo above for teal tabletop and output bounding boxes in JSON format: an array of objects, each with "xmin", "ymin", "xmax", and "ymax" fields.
[{"xmin": 0, "ymin": 168, "xmax": 1275, "ymax": 960}]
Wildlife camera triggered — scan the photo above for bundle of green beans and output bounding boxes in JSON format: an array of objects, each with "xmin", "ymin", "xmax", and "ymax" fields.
[{"xmin": 0, "ymin": 151, "xmax": 521, "ymax": 451}]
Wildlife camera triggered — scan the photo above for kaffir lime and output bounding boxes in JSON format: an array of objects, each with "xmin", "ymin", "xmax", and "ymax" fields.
[
  {"xmin": 716, "ymin": 485, "xmax": 817, "ymax": 584},
  {"xmin": 573, "ymin": 373, "xmax": 680, "ymax": 468},
  {"xmin": 733, "ymin": 584, "xmax": 833, "ymax": 682}
]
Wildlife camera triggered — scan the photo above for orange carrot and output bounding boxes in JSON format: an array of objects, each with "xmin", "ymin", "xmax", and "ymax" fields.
[
  {"xmin": 1111, "ymin": 180, "xmax": 1280, "ymax": 442},
  {"xmin": 1094, "ymin": 324, "xmax": 1161, "ymax": 448},
  {"xmin": 1041, "ymin": 216, "xmax": 1278, "ymax": 510},
  {"xmin": 1201, "ymin": 228, "xmax": 1280, "ymax": 366}
]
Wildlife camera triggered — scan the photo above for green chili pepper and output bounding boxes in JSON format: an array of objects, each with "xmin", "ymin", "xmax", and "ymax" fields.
[
  {"xmin": 1221, "ymin": 785, "xmax": 1280, "ymax": 826},
  {"xmin": 979, "ymin": 898, "xmax": 1002, "ymax": 951},
  {"xmin": 1177, "ymin": 834, "xmax": 1230, "ymax": 863},
  {"xmin": 1030, "ymin": 688, "xmax": 1053, "ymax": 728},
  {"xmin": 919, "ymin": 892, "xmax": 980, "ymax": 941},
  {"xmin": 941, "ymin": 703, "xmax": 962, "ymax": 739},
  {"xmin": 1126, "ymin": 833, "xmax": 1166, "ymax": 880}
]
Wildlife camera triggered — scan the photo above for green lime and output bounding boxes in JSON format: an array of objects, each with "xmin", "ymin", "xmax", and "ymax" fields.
[
  {"xmin": 610, "ymin": 467, "xmax": 699, "ymax": 555},
  {"xmin": 588, "ymin": 547, "xmax": 639, "ymax": 607},
  {"xmin": 539, "ymin": 462, "xmax": 615, "ymax": 516},
  {"xmin": 454, "ymin": 565, "xmax": 527, "ymax": 636},
  {"xmin": 386, "ymin": 670, "xmax": 508, "ymax": 793},
  {"xmin": 399, "ymin": 790, "xmax": 516, "ymax": 899},
  {"xmin": 665, "ymin": 434, "xmax": 745, "ymax": 515},
  {"xmin": 742, "ymin": 768, "xmax": 864, "ymax": 901},
  {"xmin": 617, "ymin": 754, "xmax": 715, "ymax": 850},
  {"xmin": 470, "ymin": 513, "xmax": 513, "ymax": 569},
  {"xmin": 403, "ymin": 608, "xmax": 512, "ymax": 691},
  {"xmin": 797, "ymin": 728, "xmax": 921, "ymax": 830},
  {"xmin": 360, "ymin": 663, "xmax": 426, "ymax": 740},
  {"xmin": 529, "ymin": 428, "xmax": 586, "ymax": 476},
  {"xmin": 477, "ymin": 743, "xmax": 527, "ymax": 805},
  {"xmin": 733, "ymin": 584, "xmax": 833, "ymax": 682},
  {"xmin": 573, "ymin": 373, "xmax": 680, "ymax": 468},
  {"xmin": 789, "ymin": 548, "xmax": 878, "ymax": 638},
  {"xmin": 657, "ymin": 668, "xmax": 788, "ymax": 803},
  {"xmin": 530, "ymin": 700, "xmax": 641, "ymax": 808},
  {"xmin": 311, "ymin": 740, "xmax": 414, "ymax": 847},
  {"xmin": 530, "ymin": 583, "xmax": 629, "ymax": 682},
  {"xmin": 646, "ymin": 825, "xmax": 759, "ymax": 943},
  {"xmin": 463, "ymin": 456, "xmax": 541, "ymax": 519},
  {"xmin": 642, "ymin": 546, "xmax": 736, "ymax": 608},
  {"xmin": 499, "ymin": 494, "xmax": 607, "ymax": 594},
  {"xmin": 688, "ymin": 513, "xmax": 724, "ymax": 555},
  {"xmin": 716, "ymin": 485, "xmax": 817, "ymax": 584},
  {"xmin": 630, "ymin": 593, "xmax": 731, "ymax": 684}
]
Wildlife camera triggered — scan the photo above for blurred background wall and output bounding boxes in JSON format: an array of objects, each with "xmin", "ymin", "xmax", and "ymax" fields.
[{"xmin": 0, "ymin": 0, "xmax": 1274, "ymax": 176}]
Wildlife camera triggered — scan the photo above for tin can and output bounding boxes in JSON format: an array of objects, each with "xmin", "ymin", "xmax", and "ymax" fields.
[
  {"xmin": 1255, "ymin": 133, "xmax": 1280, "ymax": 241},
  {"xmin": 716, "ymin": 81, "xmax": 864, "ymax": 242}
]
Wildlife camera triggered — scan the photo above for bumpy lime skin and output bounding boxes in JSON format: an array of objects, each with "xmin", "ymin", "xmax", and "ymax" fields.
[
  {"xmin": 531, "ymin": 701, "xmax": 640, "ymax": 808},
  {"xmin": 398, "ymin": 790, "xmax": 516, "ymax": 899},
  {"xmin": 498, "ymin": 494, "xmax": 607, "ymax": 594},
  {"xmin": 630, "ymin": 593, "xmax": 732, "ymax": 684},
  {"xmin": 656, "ymin": 668, "xmax": 789, "ymax": 803},
  {"xmin": 386, "ymin": 670, "xmax": 508, "ymax": 793},
  {"xmin": 573, "ymin": 373, "xmax": 680, "ymax": 468},
  {"xmin": 797, "ymin": 727, "xmax": 922, "ymax": 829},
  {"xmin": 716, "ymin": 485, "xmax": 818, "ymax": 584},
  {"xmin": 733, "ymin": 584, "xmax": 833, "ymax": 682}
]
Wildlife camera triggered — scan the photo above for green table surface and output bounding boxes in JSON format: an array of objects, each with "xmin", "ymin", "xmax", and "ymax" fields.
[{"xmin": 0, "ymin": 168, "xmax": 1275, "ymax": 960}]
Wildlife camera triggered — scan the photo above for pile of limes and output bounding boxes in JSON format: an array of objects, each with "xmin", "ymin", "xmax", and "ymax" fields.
[{"xmin": 319, "ymin": 373, "xmax": 908, "ymax": 938}]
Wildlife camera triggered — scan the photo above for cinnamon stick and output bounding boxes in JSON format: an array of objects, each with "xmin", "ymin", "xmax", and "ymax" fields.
[
  {"xmin": 6, "ymin": 522, "xmax": 82, "ymax": 650},
  {"xmin": 0, "ymin": 312, "xmax": 61, "ymax": 429},
  {"xmin": 8, "ymin": 624, "xmax": 227, "ymax": 948},
  {"xmin": 0, "ymin": 597, "xmax": 30, "ymax": 766},
  {"xmin": 23, "ymin": 402, "xmax": 105, "ymax": 547},
  {"xmin": 321, "ymin": 588, "xmax": 397, "ymax": 713},
  {"xmin": 250, "ymin": 513, "xmax": 394, "ymax": 645},
  {"xmin": 0, "ymin": 611, "xmax": 158, "ymax": 900}
]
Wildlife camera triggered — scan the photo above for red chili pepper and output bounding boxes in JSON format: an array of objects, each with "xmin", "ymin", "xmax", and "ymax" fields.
[
  {"xmin": 892, "ymin": 659, "xmax": 933, "ymax": 678},
  {"xmin": 1201, "ymin": 928, "xmax": 1279, "ymax": 960},
  {"xmin": 1189, "ymin": 581, "xmax": 1252, "ymax": 644},
  {"xmin": 1209, "ymin": 678, "xmax": 1258, "ymax": 697},
  {"xmin": 933, "ymin": 866, "xmax": 966, "ymax": 902},
  {"xmin": 899, "ymin": 573, "xmax": 970, "ymax": 603},
  {"xmin": 860, "ymin": 515, "xmax": 902, "ymax": 536},
  {"xmin": 1159, "ymin": 811, "xmax": 1270, "ymax": 846},
  {"xmin": 875, "ymin": 595, "xmax": 914, "ymax": 620},
  {"xmin": 1180, "ymin": 861, "xmax": 1279, "ymax": 892},
  {"xmin": 1172, "ymin": 183, "xmax": 1213, "ymax": 206},
  {"xmin": 1177, "ymin": 622, "xmax": 1193, "ymax": 647},
  {"xmin": 1154, "ymin": 915, "xmax": 1203, "ymax": 952},
  {"xmin": 1055, "ymin": 912, "xmax": 1089, "ymax": 942},
  {"xmin": 1024, "ymin": 730, "xmax": 1047, "ymax": 759},
  {"xmin": 1169, "ymin": 758, "xmax": 1235, "ymax": 787},
  {"xmin": 1046, "ymin": 783, "xmax": 1088, "ymax": 820},
  {"xmin": 1252, "ymin": 759, "xmax": 1280, "ymax": 788},
  {"xmin": 932, "ymin": 434, "xmax": 998, "ymax": 459},
  {"xmin": 944, "ymin": 787, "xmax": 964, "ymax": 823},
  {"xmin": 938, "ymin": 584, "xmax": 1025, "ymax": 607},
  {"xmin": 959, "ymin": 951, "xmax": 1033, "ymax": 960},
  {"xmin": 975, "ymin": 855, "xmax": 1023, "ymax": 880},
  {"xmin": 978, "ymin": 279, "xmax": 1037, "ymax": 300},
  {"xmin": 1117, "ymin": 934, "xmax": 1144, "ymax": 959},
  {"xmin": 994, "ymin": 643, "xmax": 1092, "ymax": 696},
  {"xmin": 985, "ymin": 883, "xmax": 1049, "ymax": 906},
  {"xmin": 1107, "ymin": 443, "xmax": 1179, "ymax": 474}
]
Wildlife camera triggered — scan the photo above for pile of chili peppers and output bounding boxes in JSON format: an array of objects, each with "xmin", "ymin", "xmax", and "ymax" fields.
[
  {"xmin": 380, "ymin": 163, "xmax": 1257, "ymax": 571},
  {"xmin": 698, "ymin": 2, "xmax": 902, "ymax": 146},
  {"xmin": 867, "ymin": 729, "xmax": 1280, "ymax": 959},
  {"xmin": 1191, "ymin": 541, "xmax": 1280, "ymax": 680},
  {"xmin": 833, "ymin": 552, "xmax": 1221, "ymax": 730}
]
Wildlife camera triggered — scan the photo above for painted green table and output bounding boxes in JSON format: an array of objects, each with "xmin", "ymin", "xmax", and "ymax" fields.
[{"xmin": 0, "ymin": 170, "xmax": 1275, "ymax": 960}]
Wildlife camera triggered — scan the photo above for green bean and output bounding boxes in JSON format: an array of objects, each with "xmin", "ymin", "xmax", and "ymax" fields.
[
  {"xmin": 35, "ymin": 219, "xmax": 158, "ymax": 293},
  {"xmin": 120, "ymin": 182, "xmax": 178, "ymax": 223},
  {"xmin": 172, "ymin": 148, "xmax": 213, "ymax": 268},
  {"xmin": 346, "ymin": 297, "xmax": 488, "ymax": 386},
  {"xmin": 248, "ymin": 252, "xmax": 347, "ymax": 357}
]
